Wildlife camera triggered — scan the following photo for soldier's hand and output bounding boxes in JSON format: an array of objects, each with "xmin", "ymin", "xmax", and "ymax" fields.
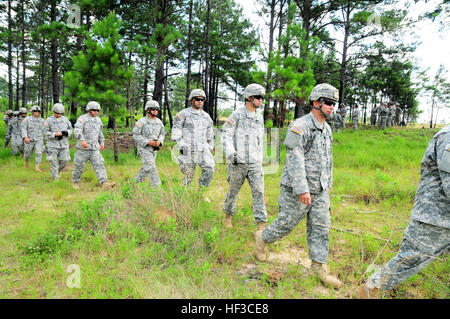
[
  {"xmin": 55, "ymin": 132, "xmax": 62, "ymax": 137},
  {"xmin": 299, "ymin": 192, "xmax": 311, "ymax": 206},
  {"xmin": 24, "ymin": 137, "xmax": 30, "ymax": 144},
  {"xmin": 81, "ymin": 140, "xmax": 89, "ymax": 148},
  {"xmin": 100, "ymin": 144, "xmax": 104, "ymax": 151}
]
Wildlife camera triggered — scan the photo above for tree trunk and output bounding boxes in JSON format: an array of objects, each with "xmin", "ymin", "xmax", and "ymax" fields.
[
  {"xmin": 143, "ymin": 55, "xmax": 149, "ymax": 117},
  {"xmin": 204, "ymin": 0, "xmax": 212, "ymax": 115},
  {"xmin": 7, "ymin": 0, "xmax": 14, "ymax": 110},
  {"xmin": 50, "ymin": 0, "xmax": 59, "ymax": 104},
  {"xmin": 113, "ymin": 116, "xmax": 118, "ymax": 162},
  {"xmin": 264, "ymin": 0, "xmax": 277, "ymax": 122},
  {"xmin": 185, "ymin": 0, "xmax": 194, "ymax": 108},
  {"xmin": 338, "ymin": 4, "xmax": 351, "ymax": 106},
  {"xmin": 21, "ymin": 2, "xmax": 26, "ymax": 109},
  {"xmin": 15, "ymin": 47, "xmax": 20, "ymax": 109}
]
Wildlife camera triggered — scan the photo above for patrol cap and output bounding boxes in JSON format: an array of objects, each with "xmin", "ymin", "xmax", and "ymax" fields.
[
  {"xmin": 188, "ymin": 89, "xmax": 206, "ymax": 101},
  {"xmin": 145, "ymin": 100, "xmax": 160, "ymax": 111},
  {"xmin": 86, "ymin": 101, "xmax": 101, "ymax": 111},
  {"xmin": 30, "ymin": 105, "xmax": 41, "ymax": 112},
  {"xmin": 243, "ymin": 83, "xmax": 265, "ymax": 100},
  {"xmin": 309, "ymin": 83, "xmax": 339, "ymax": 102},
  {"xmin": 52, "ymin": 103, "xmax": 65, "ymax": 114}
]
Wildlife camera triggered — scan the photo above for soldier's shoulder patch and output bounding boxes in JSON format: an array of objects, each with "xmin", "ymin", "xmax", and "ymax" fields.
[
  {"xmin": 226, "ymin": 117, "xmax": 235, "ymax": 125},
  {"xmin": 135, "ymin": 121, "xmax": 143, "ymax": 128},
  {"xmin": 290, "ymin": 125, "xmax": 303, "ymax": 135},
  {"xmin": 78, "ymin": 118, "xmax": 84, "ymax": 123},
  {"xmin": 176, "ymin": 112, "xmax": 184, "ymax": 120},
  {"xmin": 44, "ymin": 121, "xmax": 48, "ymax": 127}
]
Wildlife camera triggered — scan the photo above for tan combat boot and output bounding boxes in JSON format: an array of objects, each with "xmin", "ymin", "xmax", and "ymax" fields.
[
  {"xmin": 254, "ymin": 230, "xmax": 267, "ymax": 261},
  {"xmin": 101, "ymin": 181, "xmax": 116, "ymax": 190},
  {"xmin": 25, "ymin": 160, "xmax": 29, "ymax": 168},
  {"xmin": 257, "ymin": 222, "xmax": 266, "ymax": 231},
  {"xmin": 356, "ymin": 283, "xmax": 380, "ymax": 299},
  {"xmin": 72, "ymin": 183, "xmax": 80, "ymax": 190},
  {"xmin": 34, "ymin": 165, "xmax": 42, "ymax": 172},
  {"xmin": 224, "ymin": 214, "xmax": 233, "ymax": 229},
  {"xmin": 311, "ymin": 261, "xmax": 343, "ymax": 289}
]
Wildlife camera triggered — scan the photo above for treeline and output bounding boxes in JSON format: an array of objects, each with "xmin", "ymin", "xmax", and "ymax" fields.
[{"xmin": 0, "ymin": 0, "xmax": 441, "ymax": 128}]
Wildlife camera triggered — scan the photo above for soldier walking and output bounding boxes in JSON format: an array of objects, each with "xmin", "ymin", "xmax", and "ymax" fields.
[
  {"xmin": 352, "ymin": 104, "xmax": 360, "ymax": 130},
  {"xmin": 172, "ymin": 89, "xmax": 215, "ymax": 188},
  {"xmin": 3, "ymin": 110, "xmax": 13, "ymax": 147},
  {"xmin": 72, "ymin": 101, "xmax": 115, "ymax": 190},
  {"xmin": 9, "ymin": 108, "xmax": 27, "ymax": 156},
  {"xmin": 44, "ymin": 103, "xmax": 73, "ymax": 180},
  {"xmin": 221, "ymin": 83, "xmax": 268, "ymax": 231},
  {"xmin": 358, "ymin": 125, "xmax": 450, "ymax": 298},
  {"xmin": 133, "ymin": 100, "xmax": 166, "ymax": 188},
  {"xmin": 378, "ymin": 102, "xmax": 388, "ymax": 130},
  {"xmin": 388, "ymin": 102, "xmax": 396, "ymax": 127},
  {"xmin": 337, "ymin": 103, "xmax": 346, "ymax": 130},
  {"xmin": 254, "ymin": 83, "xmax": 343, "ymax": 289},
  {"xmin": 370, "ymin": 104, "xmax": 378, "ymax": 126},
  {"xmin": 21, "ymin": 105, "xmax": 45, "ymax": 172}
]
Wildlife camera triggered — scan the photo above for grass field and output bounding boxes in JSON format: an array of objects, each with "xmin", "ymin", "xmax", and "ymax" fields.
[{"xmin": 0, "ymin": 121, "xmax": 448, "ymax": 299}]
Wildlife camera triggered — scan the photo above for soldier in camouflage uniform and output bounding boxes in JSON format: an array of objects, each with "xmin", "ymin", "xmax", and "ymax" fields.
[
  {"xmin": 255, "ymin": 83, "xmax": 343, "ymax": 289},
  {"xmin": 358, "ymin": 125, "xmax": 450, "ymax": 298},
  {"xmin": 44, "ymin": 103, "xmax": 73, "ymax": 180},
  {"xmin": 378, "ymin": 102, "xmax": 388, "ymax": 130},
  {"xmin": 133, "ymin": 100, "xmax": 166, "ymax": 188},
  {"xmin": 395, "ymin": 105, "xmax": 403, "ymax": 126},
  {"xmin": 22, "ymin": 105, "xmax": 46, "ymax": 172},
  {"xmin": 6, "ymin": 111, "xmax": 19, "ymax": 153},
  {"xmin": 3, "ymin": 110, "xmax": 13, "ymax": 147},
  {"xmin": 72, "ymin": 101, "xmax": 115, "ymax": 190},
  {"xmin": 221, "ymin": 83, "xmax": 268, "ymax": 230},
  {"xmin": 387, "ymin": 102, "xmax": 395, "ymax": 127},
  {"xmin": 370, "ymin": 105, "xmax": 378, "ymax": 126},
  {"xmin": 172, "ymin": 89, "xmax": 215, "ymax": 188},
  {"xmin": 9, "ymin": 108, "xmax": 27, "ymax": 156},
  {"xmin": 352, "ymin": 104, "xmax": 360, "ymax": 130},
  {"xmin": 336, "ymin": 103, "xmax": 346, "ymax": 130}
]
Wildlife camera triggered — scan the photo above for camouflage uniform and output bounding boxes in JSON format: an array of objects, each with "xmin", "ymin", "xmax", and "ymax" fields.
[
  {"xmin": 262, "ymin": 112, "xmax": 333, "ymax": 263},
  {"xmin": 9, "ymin": 116, "xmax": 25, "ymax": 155},
  {"xmin": 172, "ymin": 107, "xmax": 215, "ymax": 187},
  {"xmin": 44, "ymin": 115, "xmax": 73, "ymax": 179},
  {"xmin": 331, "ymin": 113, "xmax": 342, "ymax": 132},
  {"xmin": 388, "ymin": 105, "xmax": 396, "ymax": 127},
  {"xmin": 3, "ymin": 113, "xmax": 13, "ymax": 147},
  {"xmin": 395, "ymin": 106, "xmax": 403, "ymax": 126},
  {"xmin": 366, "ymin": 125, "xmax": 450, "ymax": 291},
  {"xmin": 21, "ymin": 115, "xmax": 46, "ymax": 165},
  {"xmin": 221, "ymin": 106, "xmax": 267, "ymax": 224},
  {"xmin": 337, "ymin": 106, "xmax": 346, "ymax": 130},
  {"xmin": 352, "ymin": 108, "xmax": 360, "ymax": 130},
  {"xmin": 133, "ymin": 116, "xmax": 165, "ymax": 187},
  {"xmin": 72, "ymin": 113, "xmax": 108, "ymax": 184},
  {"xmin": 378, "ymin": 105, "xmax": 388, "ymax": 130},
  {"xmin": 370, "ymin": 106, "xmax": 378, "ymax": 126}
]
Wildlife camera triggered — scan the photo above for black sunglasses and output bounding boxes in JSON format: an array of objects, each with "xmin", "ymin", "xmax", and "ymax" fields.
[
  {"xmin": 322, "ymin": 99, "xmax": 336, "ymax": 106},
  {"xmin": 194, "ymin": 98, "xmax": 205, "ymax": 102},
  {"xmin": 252, "ymin": 95, "xmax": 264, "ymax": 100},
  {"xmin": 148, "ymin": 108, "xmax": 159, "ymax": 111},
  {"xmin": 90, "ymin": 109, "xmax": 100, "ymax": 112}
]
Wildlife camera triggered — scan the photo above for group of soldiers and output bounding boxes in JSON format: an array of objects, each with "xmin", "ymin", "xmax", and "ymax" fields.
[
  {"xmin": 3, "ymin": 102, "xmax": 115, "ymax": 190},
  {"xmin": 330, "ymin": 101, "xmax": 404, "ymax": 131},
  {"xmin": 2, "ymin": 82, "xmax": 448, "ymax": 298}
]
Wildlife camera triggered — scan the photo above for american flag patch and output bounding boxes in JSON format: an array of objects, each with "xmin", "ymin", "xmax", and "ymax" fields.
[
  {"xmin": 176, "ymin": 113, "xmax": 183, "ymax": 120},
  {"xmin": 135, "ymin": 122, "xmax": 142, "ymax": 127},
  {"xmin": 290, "ymin": 126, "xmax": 303, "ymax": 135},
  {"xmin": 226, "ymin": 117, "xmax": 235, "ymax": 125}
]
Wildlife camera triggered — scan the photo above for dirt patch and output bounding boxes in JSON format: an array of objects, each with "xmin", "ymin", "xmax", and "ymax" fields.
[
  {"xmin": 154, "ymin": 207, "xmax": 174, "ymax": 222},
  {"xmin": 268, "ymin": 246, "xmax": 311, "ymax": 269},
  {"xmin": 104, "ymin": 134, "xmax": 135, "ymax": 153}
]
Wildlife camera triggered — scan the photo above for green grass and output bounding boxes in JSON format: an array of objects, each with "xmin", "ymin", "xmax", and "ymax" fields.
[{"xmin": 0, "ymin": 121, "xmax": 448, "ymax": 299}]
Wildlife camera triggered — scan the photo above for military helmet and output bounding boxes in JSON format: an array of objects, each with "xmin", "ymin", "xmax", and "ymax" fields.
[
  {"xmin": 30, "ymin": 105, "xmax": 41, "ymax": 112},
  {"xmin": 52, "ymin": 103, "xmax": 65, "ymax": 114},
  {"xmin": 188, "ymin": 89, "xmax": 206, "ymax": 101},
  {"xmin": 19, "ymin": 107, "xmax": 27, "ymax": 114},
  {"xmin": 86, "ymin": 101, "xmax": 101, "ymax": 111},
  {"xmin": 7, "ymin": 110, "xmax": 13, "ymax": 115},
  {"xmin": 243, "ymin": 83, "xmax": 266, "ymax": 100},
  {"xmin": 309, "ymin": 83, "xmax": 339, "ymax": 102},
  {"xmin": 13, "ymin": 111, "xmax": 19, "ymax": 116},
  {"xmin": 145, "ymin": 100, "xmax": 160, "ymax": 111}
]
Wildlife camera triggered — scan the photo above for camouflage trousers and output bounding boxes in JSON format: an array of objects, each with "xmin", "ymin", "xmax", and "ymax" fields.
[
  {"xmin": 11, "ymin": 135, "xmax": 24, "ymax": 155},
  {"xmin": 262, "ymin": 185, "xmax": 331, "ymax": 263},
  {"xmin": 47, "ymin": 147, "xmax": 71, "ymax": 179},
  {"xmin": 223, "ymin": 163, "xmax": 267, "ymax": 224},
  {"xmin": 24, "ymin": 140, "xmax": 45, "ymax": 164},
  {"xmin": 353, "ymin": 119, "xmax": 358, "ymax": 130},
  {"xmin": 72, "ymin": 149, "xmax": 108, "ymax": 184},
  {"xmin": 367, "ymin": 220, "xmax": 450, "ymax": 290},
  {"xmin": 378, "ymin": 116, "xmax": 388, "ymax": 130},
  {"xmin": 370, "ymin": 115, "xmax": 377, "ymax": 126},
  {"xmin": 387, "ymin": 116, "xmax": 393, "ymax": 127},
  {"xmin": 4, "ymin": 135, "xmax": 11, "ymax": 147},
  {"xmin": 134, "ymin": 148, "xmax": 161, "ymax": 188},
  {"xmin": 178, "ymin": 149, "xmax": 214, "ymax": 187}
]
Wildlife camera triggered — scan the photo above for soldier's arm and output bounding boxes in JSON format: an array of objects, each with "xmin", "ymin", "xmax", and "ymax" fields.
[
  {"xmin": 66, "ymin": 118, "xmax": 73, "ymax": 136},
  {"xmin": 284, "ymin": 122, "xmax": 309, "ymax": 195},
  {"xmin": 44, "ymin": 120, "xmax": 57, "ymax": 139},
  {"xmin": 221, "ymin": 113, "xmax": 237, "ymax": 161},
  {"xmin": 206, "ymin": 116, "xmax": 214, "ymax": 150},
  {"xmin": 132, "ymin": 120, "xmax": 148, "ymax": 148},
  {"xmin": 98, "ymin": 120, "xmax": 105, "ymax": 147},
  {"xmin": 158, "ymin": 121, "xmax": 166, "ymax": 145},
  {"xmin": 437, "ymin": 134, "xmax": 450, "ymax": 198},
  {"xmin": 21, "ymin": 118, "xmax": 28, "ymax": 139},
  {"xmin": 171, "ymin": 111, "xmax": 184, "ymax": 146},
  {"xmin": 74, "ymin": 118, "xmax": 86, "ymax": 142}
]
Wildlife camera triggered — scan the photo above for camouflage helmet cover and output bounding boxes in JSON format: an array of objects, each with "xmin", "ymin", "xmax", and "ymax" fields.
[
  {"xmin": 243, "ymin": 83, "xmax": 266, "ymax": 100},
  {"xmin": 309, "ymin": 83, "xmax": 339, "ymax": 102},
  {"xmin": 7, "ymin": 109, "xmax": 13, "ymax": 115},
  {"xmin": 19, "ymin": 107, "xmax": 28, "ymax": 114},
  {"xmin": 52, "ymin": 103, "xmax": 65, "ymax": 114},
  {"xmin": 13, "ymin": 111, "xmax": 19, "ymax": 116},
  {"xmin": 145, "ymin": 100, "xmax": 160, "ymax": 111},
  {"xmin": 30, "ymin": 105, "xmax": 41, "ymax": 112},
  {"xmin": 86, "ymin": 101, "xmax": 101, "ymax": 111},
  {"xmin": 188, "ymin": 89, "xmax": 206, "ymax": 101}
]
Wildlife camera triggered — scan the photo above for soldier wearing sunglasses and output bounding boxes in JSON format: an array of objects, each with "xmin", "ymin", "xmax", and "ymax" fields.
[{"xmin": 172, "ymin": 89, "xmax": 215, "ymax": 188}]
